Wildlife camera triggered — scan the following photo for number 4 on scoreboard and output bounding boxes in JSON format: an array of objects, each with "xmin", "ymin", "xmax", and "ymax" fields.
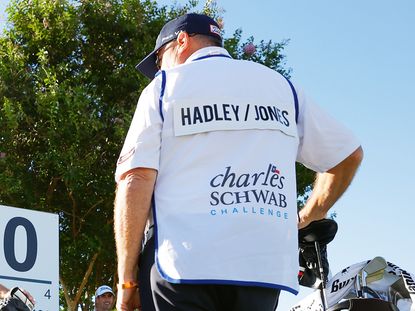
[{"xmin": 44, "ymin": 289, "xmax": 51, "ymax": 300}]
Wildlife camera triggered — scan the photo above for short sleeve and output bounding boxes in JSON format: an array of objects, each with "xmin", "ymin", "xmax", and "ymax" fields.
[
  {"xmin": 296, "ymin": 88, "xmax": 360, "ymax": 173},
  {"xmin": 115, "ymin": 79, "xmax": 163, "ymax": 182}
]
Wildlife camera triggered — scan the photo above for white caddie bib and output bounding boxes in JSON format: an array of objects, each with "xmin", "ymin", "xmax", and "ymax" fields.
[{"xmin": 151, "ymin": 47, "xmax": 301, "ymax": 294}]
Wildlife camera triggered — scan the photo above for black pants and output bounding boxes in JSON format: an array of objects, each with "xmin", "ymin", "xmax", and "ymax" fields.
[{"xmin": 139, "ymin": 237, "xmax": 281, "ymax": 311}]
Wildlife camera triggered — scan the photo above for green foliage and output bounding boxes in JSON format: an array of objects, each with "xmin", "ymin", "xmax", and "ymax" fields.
[
  {"xmin": 224, "ymin": 28, "xmax": 292, "ymax": 78},
  {"xmin": 296, "ymin": 163, "xmax": 315, "ymax": 207},
  {"xmin": 1, "ymin": 0, "xmax": 169, "ymax": 309},
  {"xmin": 0, "ymin": 0, "xmax": 313, "ymax": 309}
]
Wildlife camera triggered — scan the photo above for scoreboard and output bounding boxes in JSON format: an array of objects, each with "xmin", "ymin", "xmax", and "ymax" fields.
[{"xmin": 0, "ymin": 204, "xmax": 59, "ymax": 310}]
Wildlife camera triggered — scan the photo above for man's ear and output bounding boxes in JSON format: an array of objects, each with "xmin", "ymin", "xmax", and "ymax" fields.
[{"xmin": 176, "ymin": 31, "xmax": 190, "ymax": 54}]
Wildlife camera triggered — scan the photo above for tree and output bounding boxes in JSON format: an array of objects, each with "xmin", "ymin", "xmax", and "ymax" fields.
[
  {"xmin": 0, "ymin": 0, "xmax": 313, "ymax": 309},
  {"xmin": 1, "ymin": 0, "xmax": 170, "ymax": 309}
]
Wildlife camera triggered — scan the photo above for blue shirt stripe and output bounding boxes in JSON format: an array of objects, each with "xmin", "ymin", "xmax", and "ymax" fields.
[
  {"xmin": 284, "ymin": 77, "xmax": 299, "ymax": 123},
  {"xmin": 159, "ymin": 70, "xmax": 166, "ymax": 121}
]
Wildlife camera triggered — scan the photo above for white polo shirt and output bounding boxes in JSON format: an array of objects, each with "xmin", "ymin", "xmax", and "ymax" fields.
[{"xmin": 115, "ymin": 47, "xmax": 360, "ymax": 294}]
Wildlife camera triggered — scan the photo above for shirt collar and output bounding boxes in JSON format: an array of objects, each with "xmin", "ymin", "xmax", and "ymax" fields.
[{"xmin": 185, "ymin": 46, "xmax": 232, "ymax": 64}]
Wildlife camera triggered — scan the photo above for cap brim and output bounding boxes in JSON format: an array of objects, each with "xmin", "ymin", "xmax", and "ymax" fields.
[
  {"xmin": 136, "ymin": 50, "xmax": 158, "ymax": 79},
  {"xmin": 96, "ymin": 289, "xmax": 114, "ymax": 297}
]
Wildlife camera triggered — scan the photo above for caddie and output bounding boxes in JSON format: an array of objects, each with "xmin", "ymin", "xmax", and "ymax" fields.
[{"xmin": 114, "ymin": 12, "xmax": 363, "ymax": 311}]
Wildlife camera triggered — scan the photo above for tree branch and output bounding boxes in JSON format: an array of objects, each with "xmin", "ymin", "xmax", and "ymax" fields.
[
  {"xmin": 46, "ymin": 176, "xmax": 61, "ymax": 206},
  {"xmin": 60, "ymin": 275, "xmax": 75, "ymax": 311},
  {"xmin": 73, "ymin": 251, "xmax": 100, "ymax": 310},
  {"xmin": 76, "ymin": 199, "xmax": 104, "ymax": 236},
  {"xmin": 65, "ymin": 181, "xmax": 78, "ymax": 239}
]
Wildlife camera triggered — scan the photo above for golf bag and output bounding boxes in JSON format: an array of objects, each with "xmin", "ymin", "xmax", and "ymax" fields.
[{"xmin": 293, "ymin": 219, "xmax": 415, "ymax": 311}]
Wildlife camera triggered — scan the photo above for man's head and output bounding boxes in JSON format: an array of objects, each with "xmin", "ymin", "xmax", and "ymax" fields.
[
  {"xmin": 94, "ymin": 285, "xmax": 114, "ymax": 311},
  {"xmin": 136, "ymin": 13, "xmax": 223, "ymax": 79}
]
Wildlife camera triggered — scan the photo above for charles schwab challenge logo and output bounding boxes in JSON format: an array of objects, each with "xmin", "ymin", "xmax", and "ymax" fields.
[{"xmin": 209, "ymin": 164, "xmax": 289, "ymax": 220}]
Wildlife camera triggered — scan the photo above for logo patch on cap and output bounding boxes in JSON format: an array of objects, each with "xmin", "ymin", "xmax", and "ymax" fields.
[
  {"xmin": 210, "ymin": 24, "xmax": 221, "ymax": 37},
  {"xmin": 161, "ymin": 34, "xmax": 174, "ymax": 43}
]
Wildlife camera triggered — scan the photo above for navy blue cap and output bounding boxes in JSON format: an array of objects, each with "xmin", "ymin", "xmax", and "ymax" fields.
[{"xmin": 136, "ymin": 13, "xmax": 222, "ymax": 79}]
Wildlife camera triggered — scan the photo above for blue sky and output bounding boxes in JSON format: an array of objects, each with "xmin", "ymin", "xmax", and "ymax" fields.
[
  {"xmin": 204, "ymin": 0, "xmax": 415, "ymax": 308},
  {"xmin": 210, "ymin": 1, "xmax": 415, "ymax": 308},
  {"xmin": 1, "ymin": 0, "xmax": 414, "ymax": 309}
]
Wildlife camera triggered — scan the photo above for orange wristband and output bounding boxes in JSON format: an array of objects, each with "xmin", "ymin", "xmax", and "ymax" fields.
[{"xmin": 118, "ymin": 281, "xmax": 138, "ymax": 289}]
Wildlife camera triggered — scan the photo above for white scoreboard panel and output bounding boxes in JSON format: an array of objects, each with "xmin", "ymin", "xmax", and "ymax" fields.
[{"xmin": 0, "ymin": 204, "xmax": 59, "ymax": 311}]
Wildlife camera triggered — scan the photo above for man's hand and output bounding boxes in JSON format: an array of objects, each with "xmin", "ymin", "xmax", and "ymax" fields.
[
  {"xmin": 116, "ymin": 287, "xmax": 141, "ymax": 311},
  {"xmin": 0, "ymin": 284, "xmax": 9, "ymax": 299}
]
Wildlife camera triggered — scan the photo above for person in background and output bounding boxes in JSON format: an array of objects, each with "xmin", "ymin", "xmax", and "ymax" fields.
[
  {"xmin": 114, "ymin": 12, "xmax": 363, "ymax": 311},
  {"xmin": 94, "ymin": 285, "xmax": 115, "ymax": 311}
]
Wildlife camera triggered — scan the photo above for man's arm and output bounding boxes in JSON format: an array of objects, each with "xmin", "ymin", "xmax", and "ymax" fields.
[
  {"xmin": 114, "ymin": 167, "xmax": 157, "ymax": 310},
  {"xmin": 298, "ymin": 146, "xmax": 364, "ymax": 229}
]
